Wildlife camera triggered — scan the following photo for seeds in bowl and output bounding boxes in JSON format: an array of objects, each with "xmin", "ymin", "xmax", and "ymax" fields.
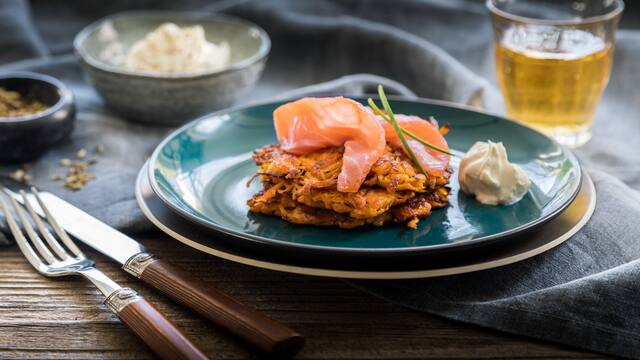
[{"xmin": 0, "ymin": 87, "xmax": 48, "ymax": 118}]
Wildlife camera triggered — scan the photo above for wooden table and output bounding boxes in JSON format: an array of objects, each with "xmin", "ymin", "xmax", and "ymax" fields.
[{"xmin": 0, "ymin": 234, "xmax": 607, "ymax": 359}]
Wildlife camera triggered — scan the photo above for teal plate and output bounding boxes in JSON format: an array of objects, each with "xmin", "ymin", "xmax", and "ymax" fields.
[{"xmin": 149, "ymin": 97, "xmax": 581, "ymax": 264}]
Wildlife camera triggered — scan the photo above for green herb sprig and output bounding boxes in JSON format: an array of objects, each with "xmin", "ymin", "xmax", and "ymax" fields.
[
  {"xmin": 368, "ymin": 86, "xmax": 429, "ymax": 177},
  {"xmin": 368, "ymin": 86, "xmax": 454, "ymax": 157}
]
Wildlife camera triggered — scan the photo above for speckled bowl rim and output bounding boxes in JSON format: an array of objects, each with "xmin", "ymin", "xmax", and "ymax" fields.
[
  {"xmin": 73, "ymin": 10, "xmax": 271, "ymax": 80},
  {"xmin": 0, "ymin": 71, "xmax": 74, "ymax": 124}
]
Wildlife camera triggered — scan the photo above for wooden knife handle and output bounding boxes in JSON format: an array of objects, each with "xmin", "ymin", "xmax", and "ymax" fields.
[
  {"xmin": 105, "ymin": 288, "xmax": 209, "ymax": 360},
  {"xmin": 124, "ymin": 254, "xmax": 304, "ymax": 358}
]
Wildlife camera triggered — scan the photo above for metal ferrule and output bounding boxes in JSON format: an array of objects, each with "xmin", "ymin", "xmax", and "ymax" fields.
[
  {"xmin": 104, "ymin": 288, "xmax": 142, "ymax": 313},
  {"xmin": 122, "ymin": 252, "xmax": 156, "ymax": 278}
]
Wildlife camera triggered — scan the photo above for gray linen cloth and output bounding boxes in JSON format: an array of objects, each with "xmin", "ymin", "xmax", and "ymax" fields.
[{"xmin": 1, "ymin": 0, "xmax": 639, "ymax": 358}]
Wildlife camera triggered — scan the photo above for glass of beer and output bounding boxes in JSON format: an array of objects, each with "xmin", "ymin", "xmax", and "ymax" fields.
[{"xmin": 487, "ymin": 0, "xmax": 624, "ymax": 147}]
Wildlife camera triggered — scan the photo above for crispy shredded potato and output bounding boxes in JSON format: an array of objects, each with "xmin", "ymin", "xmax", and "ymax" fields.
[{"xmin": 248, "ymin": 144, "xmax": 451, "ymax": 229}]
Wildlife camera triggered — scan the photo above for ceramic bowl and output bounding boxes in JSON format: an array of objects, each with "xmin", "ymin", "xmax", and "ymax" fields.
[
  {"xmin": 0, "ymin": 72, "xmax": 75, "ymax": 163},
  {"xmin": 74, "ymin": 11, "xmax": 270, "ymax": 125}
]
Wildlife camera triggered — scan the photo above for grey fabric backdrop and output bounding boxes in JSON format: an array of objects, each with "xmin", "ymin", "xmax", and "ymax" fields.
[{"xmin": 1, "ymin": 0, "xmax": 639, "ymax": 358}]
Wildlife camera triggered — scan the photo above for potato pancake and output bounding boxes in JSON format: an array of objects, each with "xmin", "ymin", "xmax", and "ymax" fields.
[{"xmin": 248, "ymin": 144, "xmax": 451, "ymax": 229}]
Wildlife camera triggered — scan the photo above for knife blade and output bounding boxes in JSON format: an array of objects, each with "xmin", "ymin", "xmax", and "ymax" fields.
[
  {"xmin": 9, "ymin": 189, "xmax": 304, "ymax": 358},
  {"xmin": 21, "ymin": 192, "xmax": 144, "ymax": 264}
]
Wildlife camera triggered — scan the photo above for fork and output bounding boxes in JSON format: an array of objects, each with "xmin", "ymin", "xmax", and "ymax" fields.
[{"xmin": 0, "ymin": 189, "xmax": 209, "ymax": 360}]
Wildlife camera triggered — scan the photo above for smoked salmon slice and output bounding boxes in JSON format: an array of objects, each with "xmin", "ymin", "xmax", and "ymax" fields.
[
  {"xmin": 273, "ymin": 97, "xmax": 386, "ymax": 193},
  {"xmin": 378, "ymin": 115, "xmax": 450, "ymax": 177}
]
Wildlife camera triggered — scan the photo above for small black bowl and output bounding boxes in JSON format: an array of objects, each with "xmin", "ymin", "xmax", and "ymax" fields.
[{"xmin": 0, "ymin": 72, "xmax": 75, "ymax": 163}]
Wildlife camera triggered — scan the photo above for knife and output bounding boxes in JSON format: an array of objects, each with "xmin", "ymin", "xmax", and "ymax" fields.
[{"xmin": 10, "ymin": 190, "xmax": 305, "ymax": 358}]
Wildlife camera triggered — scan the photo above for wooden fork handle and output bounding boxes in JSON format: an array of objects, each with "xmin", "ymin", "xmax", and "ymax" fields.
[
  {"xmin": 105, "ymin": 288, "xmax": 208, "ymax": 360},
  {"xmin": 123, "ymin": 254, "xmax": 304, "ymax": 358}
]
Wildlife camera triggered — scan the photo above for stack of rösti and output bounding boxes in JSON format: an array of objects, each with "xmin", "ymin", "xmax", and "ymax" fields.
[{"xmin": 247, "ymin": 96, "xmax": 452, "ymax": 229}]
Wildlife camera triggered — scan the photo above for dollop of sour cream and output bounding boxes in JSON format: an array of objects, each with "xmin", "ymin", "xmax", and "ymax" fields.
[
  {"xmin": 124, "ymin": 23, "xmax": 230, "ymax": 74},
  {"xmin": 458, "ymin": 141, "xmax": 531, "ymax": 205}
]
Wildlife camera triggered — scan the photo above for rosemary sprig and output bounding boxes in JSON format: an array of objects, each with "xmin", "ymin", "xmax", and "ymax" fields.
[{"xmin": 368, "ymin": 85, "xmax": 429, "ymax": 178}]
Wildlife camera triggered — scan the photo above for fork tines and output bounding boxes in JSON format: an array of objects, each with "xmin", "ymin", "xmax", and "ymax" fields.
[{"xmin": 0, "ymin": 188, "xmax": 85, "ymax": 273}]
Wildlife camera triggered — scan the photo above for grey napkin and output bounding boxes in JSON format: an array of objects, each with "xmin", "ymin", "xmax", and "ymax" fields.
[
  {"xmin": 353, "ymin": 169, "xmax": 640, "ymax": 358},
  {"xmin": 1, "ymin": 1, "xmax": 640, "ymax": 358}
]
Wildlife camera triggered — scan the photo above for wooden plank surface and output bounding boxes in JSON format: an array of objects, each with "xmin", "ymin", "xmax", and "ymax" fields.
[{"xmin": 0, "ymin": 234, "xmax": 608, "ymax": 359}]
